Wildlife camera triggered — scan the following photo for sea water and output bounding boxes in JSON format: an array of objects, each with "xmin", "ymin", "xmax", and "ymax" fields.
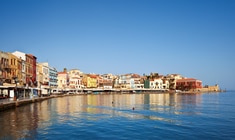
[{"xmin": 0, "ymin": 91, "xmax": 235, "ymax": 140}]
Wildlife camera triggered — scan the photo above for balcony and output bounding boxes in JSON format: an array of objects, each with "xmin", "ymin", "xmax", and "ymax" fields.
[{"xmin": 0, "ymin": 64, "xmax": 10, "ymax": 70}]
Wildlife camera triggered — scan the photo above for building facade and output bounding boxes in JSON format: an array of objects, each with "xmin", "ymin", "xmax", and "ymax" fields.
[
  {"xmin": 0, "ymin": 51, "xmax": 10, "ymax": 85},
  {"xmin": 8, "ymin": 53, "xmax": 18, "ymax": 85},
  {"xmin": 36, "ymin": 63, "xmax": 43, "ymax": 89},
  {"xmin": 25, "ymin": 54, "xmax": 37, "ymax": 87},
  {"xmin": 150, "ymin": 78, "xmax": 163, "ymax": 89},
  {"xmin": 82, "ymin": 74, "xmax": 97, "ymax": 88},
  {"xmin": 12, "ymin": 51, "xmax": 27, "ymax": 86},
  {"xmin": 49, "ymin": 67, "xmax": 58, "ymax": 89},
  {"xmin": 68, "ymin": 69, "xmax": 83, "ymax": 89},
  {"xmin": 176, "ymin": 78, "xmax": 202, "ymax": 91},
  {"xmin": 166, "ymin": 74, "xmax": 183, "ymax": 90},
  {"xmin": 57, "ymin": 71, "xmax": 69, "ymax": 90},
  {"xmin": 98, "ymin": 74, "xmax": 113, "ymax": 89},
  {"xmin": 114, "ymin": 73, "xmax": 143, "ymax": 89},
  {"xmin": 40, "ymin": 62, "xmax": 50, "ymax": 89}
]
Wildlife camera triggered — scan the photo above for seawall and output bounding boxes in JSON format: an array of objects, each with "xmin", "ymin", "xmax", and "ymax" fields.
[{"xmin": 0, "ymin": 95, "xmax": 60, "ymax": 111}]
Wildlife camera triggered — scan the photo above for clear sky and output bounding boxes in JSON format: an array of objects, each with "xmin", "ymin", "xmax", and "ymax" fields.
[{"xmin": 0, "ymin": 0, "xmax": 235, "ymax": 90}]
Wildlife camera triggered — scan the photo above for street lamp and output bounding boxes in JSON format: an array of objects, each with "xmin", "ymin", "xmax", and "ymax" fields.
[{"xmin": 13, "ymin": 76, "xmax": 18, "ymax": 101}]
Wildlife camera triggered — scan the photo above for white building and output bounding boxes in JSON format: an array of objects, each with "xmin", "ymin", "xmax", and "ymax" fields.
[
  {"xmin": 68, "ymin": 69, "xmax": 83, "ymax": 89},
  {"xmin": 49, "ymin": 67, "xmax": 58, "ymax": 88},
  {"xmin": 150, "ymin": 79, "xmax": 163, "ymax": 89}
]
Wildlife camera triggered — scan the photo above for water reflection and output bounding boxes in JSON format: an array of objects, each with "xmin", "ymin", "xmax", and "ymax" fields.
[
  {"xmin": 0, "ymin": 99, "xmax": 52, "ymax": 139},
  {"xmin": 0, "ymin": 93, "xmax": 202, "ymax": 139}
]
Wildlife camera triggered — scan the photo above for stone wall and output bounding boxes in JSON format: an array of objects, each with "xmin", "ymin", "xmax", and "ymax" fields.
[{"xmin": 199, "ymin": 85, "xmax": 220, "ymax": 92}]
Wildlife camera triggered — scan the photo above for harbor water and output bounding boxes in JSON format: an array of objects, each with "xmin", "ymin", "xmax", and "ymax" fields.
[{"xmin": 0, "ymin": 91, "xmax": 235, "ymax": 139}]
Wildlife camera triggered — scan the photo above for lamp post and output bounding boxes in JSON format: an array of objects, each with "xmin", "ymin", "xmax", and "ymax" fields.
[{"xmin": 13, "ymin": 76, "xmax": 18, "ymax": 101}]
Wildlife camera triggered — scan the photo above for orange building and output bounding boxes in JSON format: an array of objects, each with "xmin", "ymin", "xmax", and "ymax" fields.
[{"xmin": 176, "ymin": 78, "xmax": 202, "ymax": 91}]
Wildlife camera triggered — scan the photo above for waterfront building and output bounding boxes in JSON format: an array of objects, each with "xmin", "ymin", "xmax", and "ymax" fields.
[
  {"xmin": 12, "ymin": 51, "xmax": 27, "ymax": 86},
  {"xmin": 4, "ymin": 53, "xmax": 26, "ymax": 99},
  {"xmin": 0, "ymin": 51, "xmax": 10, "ymax": 86},
  {"xmin": 132, "ymin": 74, "xmax": 144, "ymax": 89},
  {"xmin": 114, "ymin": 74, "xmax": 129, "ymax": 89},
  {"xmin": 68, "ymin": 69, "xmax": 83, "ymax": 89},
  {"xmin": 36, "ymin": 62, "xmax": 52, "ymax": 95},
  {"xmin": 36, "ymin": 63, "xmax": 57, "ymax": 88},
  {"xmin": 25, "ymin": 54, "xmax": 37, "ymax": 87},
  {"xmin": 82, "ymin": 74, "xmax": 98, "ymax": 88},
  {"xmin": 37, "ymin": 63, "xmax": 57, "ymax": 95},
  {"xmin": 49, "ymin": 67, "xmax": 58, "ymax": 89},
  {"xmin": 36, "ymin": 63, "xmax": 43, "ymax": 89},
  {"xmin": 160, "ymin": 76, "xmax": 170, "ymax": 90},
  {"xmin": 150, "ymin": 78, "xmax": 163, "ymax": 89},
  {"xmin": 114, "ymin": 73, "xmax": 142, "ymax": 89},
  {"xmin": 113, "ymin": 75, "xmax": 121, "ymax": 88},
  {"xmin": 144, "ymin": 79, "xmax": 150, "ymax": 89},
  {"xmin": 176, "ymin": 78, "xmax": 202, "ymax": 91},
  {"xmin": 37, "ymin": 62, "xmax": 50, "ymax": 90},
  {"xmin": 98, "ymin": 74, "xmax": 113, "ymax": 89},
  {"xmin": 57, "ymin": 70, "xmax": 69, "ymax": 90},
  {"xmin": 7, "ymin": 53, "xmax": 18, "ymax": 85},
  {"xmin": 144, "ymin": 73, "xmax": 178, "ymax": 90},
  {"xmin": 144, "ymin": 72, "xmax": 161, "ymax": 89},
  {"xmin": 166, "ymin": 74, "xmax": 183, "ymax": 90},
  {"xmin": 125, "ymin": 74, "xmax": 134, "ymax": 89},
  {"xmin": 16, "ymin": 57, "xmax": 23, "ymax": 86}
]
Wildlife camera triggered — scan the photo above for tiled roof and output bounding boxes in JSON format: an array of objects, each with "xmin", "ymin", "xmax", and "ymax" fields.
[{"xmin": 88, "ymin": 74, "xmax": 97, "ymax": 78}]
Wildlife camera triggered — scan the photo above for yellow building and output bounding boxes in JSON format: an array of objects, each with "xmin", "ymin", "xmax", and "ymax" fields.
[
  {"xmin": 82, "ymin": 74, "xmax": 97, "ymax": 88},
  {"xmin": 16, "ymin": 57, "xmax": 23, "ymax": 86}
]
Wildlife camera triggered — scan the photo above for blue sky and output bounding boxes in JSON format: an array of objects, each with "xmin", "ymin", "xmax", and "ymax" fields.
[{"xmin": 0, "ymin": 0, "xmax": 235, "ymax": 90}]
